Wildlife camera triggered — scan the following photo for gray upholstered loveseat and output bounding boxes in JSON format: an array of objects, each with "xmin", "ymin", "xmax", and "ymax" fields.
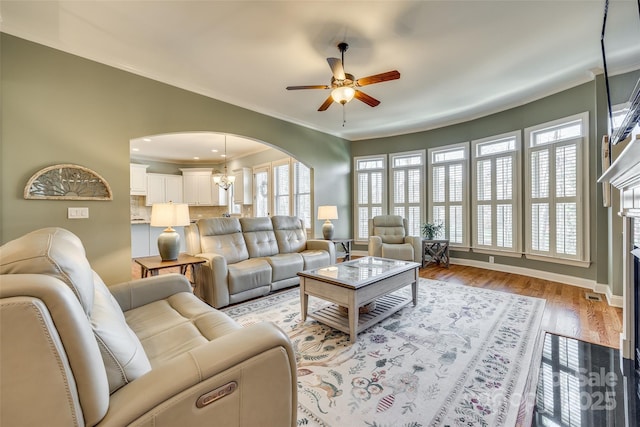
[
  {"xmin": 0, "ymin": 227, "xmax": 297, "ymax": 427},
  {"xmin": 185, "ymin": 215, "xmax": 336, "ymax": 308}
]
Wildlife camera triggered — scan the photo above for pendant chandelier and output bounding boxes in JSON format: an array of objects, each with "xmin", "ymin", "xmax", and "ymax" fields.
[{"xmin": 213, "ymin": 135, "xmax": 236, "ymax": 191}]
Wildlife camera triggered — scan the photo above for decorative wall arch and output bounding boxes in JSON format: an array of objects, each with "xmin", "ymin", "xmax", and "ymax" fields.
[{"xmin": 24, "ymin": 164, "xmax": 113, "ymax": 200}]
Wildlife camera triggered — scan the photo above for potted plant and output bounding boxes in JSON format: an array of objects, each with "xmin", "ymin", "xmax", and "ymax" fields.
[{"xmin": 421, "ymin": 221, "xmax": 444, "ymax": 240}]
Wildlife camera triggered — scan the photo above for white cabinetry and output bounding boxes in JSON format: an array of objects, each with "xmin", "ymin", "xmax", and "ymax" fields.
[
  {"xmin": 146, "ymin": 174, "xmax": 183, "ymax": 206},
  {"xmin": 130, "ymin": 164, "xmax": 148, "ymax": 195},
  {"xmin": 233, "ymin": 167, "xmax": 253, "ymax": 205},
  {"xmin": 181, "ymin": 168, "xmax": 213, "ymax": 206}
]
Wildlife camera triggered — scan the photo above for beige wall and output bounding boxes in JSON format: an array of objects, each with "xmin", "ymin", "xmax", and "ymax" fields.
[{"xmin": 1, "ymin": 34, "xmax": 351, "ymax": 284}]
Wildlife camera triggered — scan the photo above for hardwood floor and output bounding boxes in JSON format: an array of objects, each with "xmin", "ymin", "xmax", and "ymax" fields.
[
  {"xmin": 131, "ymin": 260, "xmax": 623, "ymax": 349},
  {"xmin": 419, "ymin": 264, "xmax": 623, "ymax": 349}
]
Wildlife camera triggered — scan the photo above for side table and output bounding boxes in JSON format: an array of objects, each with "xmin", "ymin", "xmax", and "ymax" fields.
[
  {"xmin": 422, "ymin": 239, "xmax": 450, "ymax": 268},
  {"xmin": 328, "ymin": 238, "xmax": 353, "ymax": 261},
  {"xmin": 134, "ymin": 253, "xmax": 206, "ymax": 283}
]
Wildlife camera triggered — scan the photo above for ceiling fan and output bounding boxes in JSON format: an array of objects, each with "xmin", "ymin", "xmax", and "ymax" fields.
[{"xmin": 286, "ymin": 42, "xmax": 401, "ymax": 111}]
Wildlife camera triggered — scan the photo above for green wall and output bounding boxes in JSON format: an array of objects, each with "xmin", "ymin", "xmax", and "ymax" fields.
[{"xmin": 1, "ymin": 34, "xmax": 351, "ymax": 284}]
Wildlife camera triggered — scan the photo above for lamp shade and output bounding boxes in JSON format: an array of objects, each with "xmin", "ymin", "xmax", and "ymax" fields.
[
  {"xmin": 317, "ymin": 205, "xmax": 338, "ymax": 220},
  {"xmin": 150, "ymin": 203, "xmax": 190, "ymax": 228}
]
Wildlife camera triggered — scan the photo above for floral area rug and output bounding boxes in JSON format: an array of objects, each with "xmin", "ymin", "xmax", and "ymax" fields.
[{"xmin": 222, "ymin": 279, "xmax": 545, "ymax": 427}]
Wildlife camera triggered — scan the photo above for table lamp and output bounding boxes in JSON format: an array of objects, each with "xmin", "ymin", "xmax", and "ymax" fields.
[
  {"xmin": 150, "ymin": 202, "xmax": 190, "ymax": 261},
  {"xmin": 317, "ymin": 205, "xmax": 338, "ymax": 240}
]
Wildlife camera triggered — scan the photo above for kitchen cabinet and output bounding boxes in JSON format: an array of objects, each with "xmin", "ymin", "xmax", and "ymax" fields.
[
  {"xmin": 233, "ymin": 167, "xmax": 253, "ymax": 205},
  {"xmin": 146, "ymin": 173, "xmax": 183, "ymax": 206},
  {"xmin": 130, "ymin": 164, "xmax": 148, "ymax": 195},
  {"xmin": 181, "ymin": 168, "xmax": 213, "ymax": 206},
  {"xmin": 131, "ymin": 223, "xmax": 150, "ymax": 258}
]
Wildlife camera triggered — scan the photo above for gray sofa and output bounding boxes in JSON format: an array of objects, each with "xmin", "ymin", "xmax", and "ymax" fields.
[
  {"xmin": 185, "ymin": 215, "xmax": 336, "ymax": 308},
  {"xmin": 0, "ymin": 227, "xmax": 297, "ymax": 427}
]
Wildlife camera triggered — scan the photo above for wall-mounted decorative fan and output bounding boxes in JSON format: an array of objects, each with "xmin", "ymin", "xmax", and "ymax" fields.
[{"xmin": 286, "ymin": 42, "xmax": 400, "ymax": 111}]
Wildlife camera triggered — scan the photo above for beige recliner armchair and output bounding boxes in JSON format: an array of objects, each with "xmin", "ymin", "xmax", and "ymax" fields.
[
  {"xmin": 0, "ymin": 227, "xmax": 297, "ymax": 427},
  {"xmin": 368, "ymin": 215, "xmax": 422, "ymax": 263}
]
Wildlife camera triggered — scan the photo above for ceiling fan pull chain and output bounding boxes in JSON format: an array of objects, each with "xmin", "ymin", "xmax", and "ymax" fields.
[{"xmin": 342, "ymin": 104, "xmax": 347, "ymax": 127}]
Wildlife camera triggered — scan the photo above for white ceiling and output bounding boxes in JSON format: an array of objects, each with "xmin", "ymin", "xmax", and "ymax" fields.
[{"xmin": 2, "ymin": 0, "xmax": 640, "ymax": 149}]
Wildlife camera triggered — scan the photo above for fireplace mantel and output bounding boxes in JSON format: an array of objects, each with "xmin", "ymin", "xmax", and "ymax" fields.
[
  {"xmin": 599, "ymin": 132, "xmax": 640, "ymax": 362},
  {"xmin": 600, "ymin": 134, "xmax": 640, "ymax": 217}
]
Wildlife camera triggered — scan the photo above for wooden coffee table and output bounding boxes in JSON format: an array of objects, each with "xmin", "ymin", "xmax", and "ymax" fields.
[{"xmin": 298, "ymin": 256, "xmax": 420, "ymax": 342}]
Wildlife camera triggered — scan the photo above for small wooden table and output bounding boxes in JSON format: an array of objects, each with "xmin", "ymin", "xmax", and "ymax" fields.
[
  {"xmin": 422, "ymin": 239, "xmax": 450, "ymax": 268},
  {"xmin": 134, "ymin": 253, "xmax": 206, "ymax": 282},
  {"xmin": 328, "ymin": 238, "xmax": 353, "ymax": 261},
  {"xmin": 298, "ymin": 257, "xmax": 420, "ymax": 342}
]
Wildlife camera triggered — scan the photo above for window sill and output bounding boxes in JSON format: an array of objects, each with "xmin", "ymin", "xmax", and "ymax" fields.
[{"xmin": 524, "ymin": 253, "xmax": 591, "ymax": 268}]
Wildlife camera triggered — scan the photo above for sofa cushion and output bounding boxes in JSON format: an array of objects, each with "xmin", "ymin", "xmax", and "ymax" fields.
[
  {"xmin": 228, "ymin": 258, "xmax": 272, "ymax": 295},
  {"xmin": 241, "ymin": 217, "xmax": 279, "ymax": 258},
  {"xmin": 266, "ymin": 253, "xmax": 304, "ymax": 282},
  {"xmin": 198, "ymin": 218, "xmax": 249, "ymax": 264},
  {"xmin": 0, "ymin": 227, "xmax": 152, "ymax": 393},
  {"xmin": 382, "ymin": 243, "xmax": 414, "ymax": 261},
  {"xmin": 300, "ymin": 250, "xmax": 331, "ymax": 270},
  {"xmin": 124, "ymin": 292, "xmax": 241, "ymax": 366},
  {"xmin": 272, "ymin": 216, "xmax": 307, "ymax": 253}
]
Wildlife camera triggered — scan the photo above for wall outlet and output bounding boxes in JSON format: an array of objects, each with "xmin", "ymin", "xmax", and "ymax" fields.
[
  {"xmin": 489, "ymin": 256, "xmax": 495, "ymax": 263},
  {"xmin": 68, "ymin": 207, "xmax": 89, "ymax": 219}
]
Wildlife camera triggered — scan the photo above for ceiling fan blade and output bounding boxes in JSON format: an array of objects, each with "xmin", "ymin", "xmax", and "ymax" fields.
[
  {"xmin": 327, "ymin": 57, "xmax": 346, "ymax": 80},
  {"xmin": 318, "ymin": 95, "xmax": 334, "ymax": 111},
  {"xmin": 286, "ymin": 85, "xmax": 330, "ymax": 90},
  {"xmin": 354, "ymin": 90, "xmax": 380, "ymax": 107},
  {"xmin": 356, "ymin": 70, "xmax": 401, "ymax": 87}
]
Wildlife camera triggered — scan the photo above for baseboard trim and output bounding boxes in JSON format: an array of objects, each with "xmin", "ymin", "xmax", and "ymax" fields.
[{"xmin": 350, "ymin": 251, "xmax": 623, "ymax": 308}]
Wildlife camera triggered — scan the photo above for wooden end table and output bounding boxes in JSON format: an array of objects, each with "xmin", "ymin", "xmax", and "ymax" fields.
[
  {"xmin": 422, "ymin": 239, "xmax": 450, "ymax": 268},
  {"xmin": 329, "ymin": 238, "xmax": 353, "ymax": 261},
  {"xmin": 134, "ymin": 253, "xmax": 206, "ymax": 283}
]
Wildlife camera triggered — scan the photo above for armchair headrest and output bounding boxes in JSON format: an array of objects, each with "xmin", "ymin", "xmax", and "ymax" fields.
[
  {"xmin": 372, "ymin": 215, "xmax": 405, "ymax": 228},
  {"xmin": 0, "ymin": 227, "xmax": 94, "ymax": 314}
]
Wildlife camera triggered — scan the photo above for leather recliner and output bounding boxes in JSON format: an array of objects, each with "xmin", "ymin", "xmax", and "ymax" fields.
[
  {"xmin": 0, "ymin": 227, "xmax": 297, "ymax": 427},
  {"xmin": 368, "ymin": 215, "xmax": 422, "ymax": 263}
]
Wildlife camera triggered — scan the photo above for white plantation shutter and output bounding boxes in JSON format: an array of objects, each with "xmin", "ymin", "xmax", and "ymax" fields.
[
  {"xmin": 293, "ymin": 161, "xmax": 311, "ymax": 229},
  {"xmin": 390, "ymin": 151, "xmax": 425, "ymax": 237},
  {"xmin": 273, "ymin": 161, "xmax": 290, "ymax": 216},
  {"xmin": 471, "ymin": 133, "xmax": 520, "ymax": 253},
  {"xmin": 525, "ymin": 113, "xmax": 588, "ymax": 263},
  {"xmin": 354, "ymin": 156, "xmax": 387, "ymax": 243},
  {"xmin": 428, "ymin": 143, "xmax": 469, "ymax": 246}
]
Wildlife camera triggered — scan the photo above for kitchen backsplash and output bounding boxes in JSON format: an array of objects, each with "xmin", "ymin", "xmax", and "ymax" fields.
[{"xmin": 130, "ymin": 196, "xmax": 252, "ymax": 221}]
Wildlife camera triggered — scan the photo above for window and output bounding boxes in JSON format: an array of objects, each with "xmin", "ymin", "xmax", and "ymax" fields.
[
  {"xmin": 354, "ymin": 155, "xmax": 387, "ymax": 243},
  {"xmin": 427, "ymin": 143, "xmax": 469, "ymax": 247},
  {"xmin": 260, "ymin": 158, "xmax": 311, "ymax": 230},
  {"xmin": 293, "ymin": 160, "xmax": 311, "ymax": 229},
  {"xmin": 525, "ymin": 112, "xmax": 589, "ymax": 264},
  {"xmin": 253, "ymin": 165, "xmax": 270, "ymax": 217},
  {"xmin": 272, "ymin": 160, "xmax": 290, "ymax": 216},
  {"xmin": 390, "ymin": 151, "xmax": 425, "ymax": 237},
  {"xmin": 471, "ymin": 132, "xmax": 521, "ymax": 253}
]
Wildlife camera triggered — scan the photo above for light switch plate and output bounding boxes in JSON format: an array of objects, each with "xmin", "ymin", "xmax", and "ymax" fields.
[{"xmin": 68, "ymin": 207, "xmax": 89, "ymax": 219}]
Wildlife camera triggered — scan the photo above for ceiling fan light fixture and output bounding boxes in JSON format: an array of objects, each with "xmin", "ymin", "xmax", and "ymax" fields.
[{"xmin": 331, "ymin": 86, "xmax": 355, "ymax": 104}]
